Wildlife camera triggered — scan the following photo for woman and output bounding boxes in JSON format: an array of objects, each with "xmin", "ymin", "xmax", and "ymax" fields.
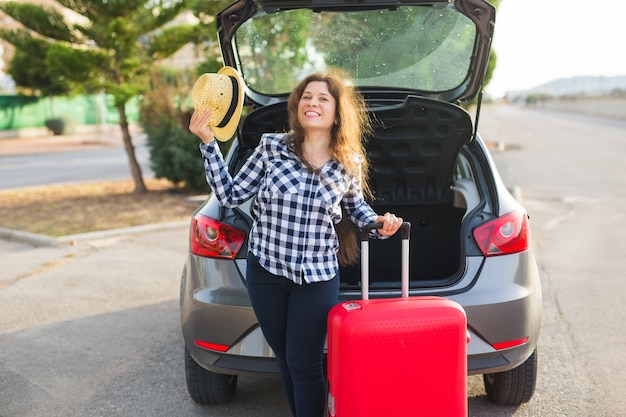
[{"xmin": 189, "ymin": 70, "xmax": 402, "ymax": 417}]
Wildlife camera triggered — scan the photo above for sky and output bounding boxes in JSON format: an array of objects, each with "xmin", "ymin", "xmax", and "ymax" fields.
[{"xmin": 486, "ymin": 0, "xmax": 626, "ymax": 97}]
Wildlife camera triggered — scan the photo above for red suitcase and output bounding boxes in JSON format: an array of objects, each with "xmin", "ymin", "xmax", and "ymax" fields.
[{"xmin": 327, "ymin": 222, "xmax": 468, "ymax": 417}]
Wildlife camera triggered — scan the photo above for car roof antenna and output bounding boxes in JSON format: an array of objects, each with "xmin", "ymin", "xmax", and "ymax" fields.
[{"xmin": 472, "ymin": 90, "xmax": 484, "ymax": 142}]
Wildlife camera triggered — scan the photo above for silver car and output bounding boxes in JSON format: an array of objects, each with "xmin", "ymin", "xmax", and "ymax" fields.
[{"xmin": 180, "ymin": 0, "xmax": 542, "ymax": 407}]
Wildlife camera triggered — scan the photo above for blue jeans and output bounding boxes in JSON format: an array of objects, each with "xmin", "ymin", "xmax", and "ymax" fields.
[{"xmin": 246, "ymin": 253, "xmax": 339, "ymax": 417}]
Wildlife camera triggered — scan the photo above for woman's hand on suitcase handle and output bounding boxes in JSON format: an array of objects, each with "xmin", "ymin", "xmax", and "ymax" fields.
[{"xmin": 375, "ymin": 212, "xmax": 403, "ymax": 237}]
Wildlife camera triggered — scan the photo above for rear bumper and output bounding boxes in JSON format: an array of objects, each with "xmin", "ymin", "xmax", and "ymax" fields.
[
  {"xmin": 186, "ymin": 325, "xmax": 533, "ymax": 377},
  {"xmin": 181, "ymin": 251, "xmax": 542, "ymax": 377}
]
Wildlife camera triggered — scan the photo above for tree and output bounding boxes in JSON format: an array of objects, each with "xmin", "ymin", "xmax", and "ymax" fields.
[
  {"xmin": 0, "ymin": 0, "xmax": 204, "ymax": 193},
  {"xmin": 0, "ymin": 4, "xmax": 76, "ymax": 124},
  {"xmin": 2, "ymin": 33, "xmax": 73, "ymax": 98}
]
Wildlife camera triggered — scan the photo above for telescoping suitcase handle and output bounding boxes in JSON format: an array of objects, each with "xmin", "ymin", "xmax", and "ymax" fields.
[{"xmin": 360, "ymin": 222, "xmax": 411, "ymax": 301}]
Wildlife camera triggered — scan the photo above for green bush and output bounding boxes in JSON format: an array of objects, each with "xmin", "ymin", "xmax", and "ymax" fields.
[
  {"xmin": 45, "ymin": 116, "xmax": 76, "ymax": 135},
  {"xmin": 142, "ymin": 115, "xmax": 209, "ymax": 192}
]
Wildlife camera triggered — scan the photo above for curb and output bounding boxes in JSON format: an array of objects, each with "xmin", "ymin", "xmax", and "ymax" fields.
[{"xmin": 0, "ymin": 220, "xmax": 189, "ymax": 247}]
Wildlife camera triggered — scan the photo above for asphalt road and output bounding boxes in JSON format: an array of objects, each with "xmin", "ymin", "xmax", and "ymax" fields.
[
  {"xmin": 0, "ymin": 130, "xmax": 153, "ymax": 190},
  {"xmin": 2, "ymin": 104, "xmax": 626, "ymax": 416},
  {"xmin": 473, "ymin": 105, "xmax": 626, "ymax": 416}
]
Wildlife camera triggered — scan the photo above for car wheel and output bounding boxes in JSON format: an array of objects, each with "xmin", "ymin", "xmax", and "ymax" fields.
[
  {"xmin": 184, "ymin": 348, "xmax": 238, "ymax": 405},
  {"xmin": 483, "ymin": 348, "xmax": 537, "ymax": 406}
]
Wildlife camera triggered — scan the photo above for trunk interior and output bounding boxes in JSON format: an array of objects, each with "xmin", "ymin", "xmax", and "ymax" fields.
[{"xmin": 237, "ymin": 95, "xmax": 474, "ymax": 287}]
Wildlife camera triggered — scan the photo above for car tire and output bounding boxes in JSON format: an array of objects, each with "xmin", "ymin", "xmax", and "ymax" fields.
[
  {"xmin": 483, "ymin": 348, "xmax": 538, "ymax": 406},
  {"xmin": 184, "ymin": 348, "xmax": 238, "ymax": 405}
]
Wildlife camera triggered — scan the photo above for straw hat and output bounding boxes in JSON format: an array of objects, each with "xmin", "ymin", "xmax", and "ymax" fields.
[{"xmin": 191, "ymin": 66, "xmax": 244, "ymax": 142}]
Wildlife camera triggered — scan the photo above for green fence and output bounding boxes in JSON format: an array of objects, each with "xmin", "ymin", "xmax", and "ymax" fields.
[{"xmin": 0, "ymin": 94, "xmax": 139, "ymax": 131}]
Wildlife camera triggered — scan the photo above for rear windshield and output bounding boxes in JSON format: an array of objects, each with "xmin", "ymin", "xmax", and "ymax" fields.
[{"xmin": 234, "ymin": 5, "xmax": 476, "ymax": 95}]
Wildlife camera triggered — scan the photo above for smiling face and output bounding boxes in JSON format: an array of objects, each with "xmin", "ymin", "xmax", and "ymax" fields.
[{"xmin": 297, "ymin": 81, "xmax": 337, "ymax": 135}]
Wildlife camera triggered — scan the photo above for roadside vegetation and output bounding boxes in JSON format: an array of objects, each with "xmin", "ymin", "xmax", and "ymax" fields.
[{"xmin": 0, "ymin": 179, "xmax": 204, "ymax": 237}]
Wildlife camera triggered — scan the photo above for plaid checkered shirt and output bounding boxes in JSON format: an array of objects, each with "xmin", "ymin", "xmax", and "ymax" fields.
[{"xmin": 200, "ymin": 132, "xmax": 379, "ymax": 284}]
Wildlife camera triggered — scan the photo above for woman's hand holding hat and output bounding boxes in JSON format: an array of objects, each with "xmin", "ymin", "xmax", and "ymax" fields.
[
  {"xmin": 190, "ymin": 109, "xmax": 216, "ymax": 144},
  {"xmin": 190, "ymin": 66, "xmax": 244, "ymax": 142}
]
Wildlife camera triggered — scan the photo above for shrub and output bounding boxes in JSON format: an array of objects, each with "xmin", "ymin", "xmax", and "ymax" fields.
[
  {"xmin": 45, "ymin": 116, "xmax": 76, "ymax": 135},
  {"xmin": 142, "ymin": 115, "xmax": 209, "ymax": 192},
  {"xmin": 139, "ymin": 69, "xmax": 204, "ymax": 192}
]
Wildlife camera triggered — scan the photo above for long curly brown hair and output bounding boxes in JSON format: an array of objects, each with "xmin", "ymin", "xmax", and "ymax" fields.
[{"xmin": 286, "ymin": 69, "xmax": 373, "ymax": 266}]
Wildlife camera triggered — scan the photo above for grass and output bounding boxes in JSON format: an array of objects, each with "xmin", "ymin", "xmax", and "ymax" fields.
[{"xmin": 0, "ymin": 178, "xmax": 206, "ymax": 237}]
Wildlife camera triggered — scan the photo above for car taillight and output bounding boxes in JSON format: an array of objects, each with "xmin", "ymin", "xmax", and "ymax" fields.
[
  {"xmin": 190, "ymin": 215, "xmax": 245, "ymax": 259},
  {"xmin": 473, "ymin": 210, "xmax": 529, "ymax": 257}
]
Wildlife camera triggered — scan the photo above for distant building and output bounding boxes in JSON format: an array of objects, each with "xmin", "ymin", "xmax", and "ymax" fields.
[
  {"xmin": 0, "ymin": 43, "xmax": 16, "ymax": 93},
  {"xmin": 0, "ymin": 7, "xmax": 18, "ymax": 93}
]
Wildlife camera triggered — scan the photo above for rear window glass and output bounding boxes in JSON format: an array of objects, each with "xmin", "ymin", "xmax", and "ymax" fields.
[{"xmin": 234, "ymin": 5, "xmax": 476, "ymax": 95}]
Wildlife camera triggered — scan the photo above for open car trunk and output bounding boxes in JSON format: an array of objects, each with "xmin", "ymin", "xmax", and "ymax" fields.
[{"xmin": 236, "ymin": 94, "xmax": 474, "ymax": 288}]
